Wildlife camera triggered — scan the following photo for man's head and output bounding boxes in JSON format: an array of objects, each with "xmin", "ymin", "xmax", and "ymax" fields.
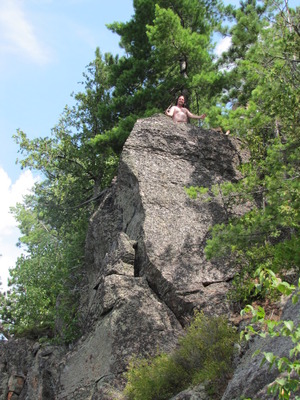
[{"xmin": 176, "ymin": 95, "xmax": 185, "ymax": 107}]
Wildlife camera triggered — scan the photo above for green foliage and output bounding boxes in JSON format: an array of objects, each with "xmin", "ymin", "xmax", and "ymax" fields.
[
  {"xmin": 146, "ymin": 4, "xmax": 211, "ymax": 73},
  {"xmin": 186, "ymin": 1, "xmax": 300, "ymax": 306},
  {"xmin": 124, "ymin": 312, "xmax": 238, "ymax": 400},
  {"xmin": 1, "ymin": 49, "xmax": 122, "ymax": 342},
  {"xmin": 184, "ymin": 185, "xmax": 209, "ymax": 200},
  {"xmin": 175, "ymin": 312, "xmax": 238, "ymax": 389},
  {"xmin": 108, "ymin": 0, "xmax": 225, "ymax": 118},
  {"xmin": 184, "ymin": 7, "xmax": 300, "ymax": 398},
  {"xmin": 204, "ymin": 135, "xmax": 300, "ymax": 306},
  {"xmin": 124, "ymin": 353, "xmax": 188, "ymax": 400},
  {"xmin": 0, "ymin": 196, "xmax": 85, "ymax": 342},
  {"xmin": 241, "ymin": 278, "xmax": 300, "ymax": 399}
]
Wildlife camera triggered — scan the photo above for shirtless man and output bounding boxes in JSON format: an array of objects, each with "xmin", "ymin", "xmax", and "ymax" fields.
[{"xmin": 165, "ymin": 95, "xmax": 206, "ymax": 123}]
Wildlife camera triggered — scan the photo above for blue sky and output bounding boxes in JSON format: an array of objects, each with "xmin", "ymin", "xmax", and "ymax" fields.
[
  {"xmin": 0, "ymin": 0, "xmax": 135, "ymax": 183},
  {"xmin": 0, "ymin": 0, "xmax": 297, "ymax": 290},
  {"xmin": 0, "ymin": 0, "xmax": 135, "ymax": 290}
]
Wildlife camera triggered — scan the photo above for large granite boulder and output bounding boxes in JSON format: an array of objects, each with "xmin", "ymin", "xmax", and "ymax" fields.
[
  {"xmin": 60, "ymin": 114, "xmax": 249, "ymax": 398},
  {"xmin": 84, "ymin": 114, "xmax": 249, "ymax": 323},
  {"xmin": 0, "ymin": 114, "xmax": 250, "ymax": 399}
]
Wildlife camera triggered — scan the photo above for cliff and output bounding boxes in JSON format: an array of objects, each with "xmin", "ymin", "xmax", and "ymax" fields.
[{"xmin": 1, "ymin": 115, "xmax": 297, "ymax": 399}]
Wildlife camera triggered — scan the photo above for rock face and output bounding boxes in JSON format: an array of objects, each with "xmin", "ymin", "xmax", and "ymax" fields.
[
  {"xmin": 56, "ymin": 114, "xmax": 249, "ymax": 399},
  {"xmin": 221, "ymin": 297, "xmax": 300, "ymax": 400},
  {"xmin": 0, "ymin": 339, "xmax": 63, "ymax": 400},
  {"xmin": 84, "ymin": 114, "xmax": 249, "ymax": 320},
  {"xmin": 63, "ymin": 114, "xmax": 247, "ymax": 397},
  {"xmin": 1, "ymin": 114, "xmax": 277, "ymax": 399}
]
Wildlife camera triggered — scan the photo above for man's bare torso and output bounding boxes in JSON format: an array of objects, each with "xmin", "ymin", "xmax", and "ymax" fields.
[
  {"xmin": 171, "ymin": 106, "xmax": 189, "ymax": 122},
  {"xmin": 165, "ymin": 95, "xmax": 206, "ymax": 123}
]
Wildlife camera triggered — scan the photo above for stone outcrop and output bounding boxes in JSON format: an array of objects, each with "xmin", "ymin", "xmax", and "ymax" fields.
[
  {"xmin": 56, "ymin": 114, "xmax": 249, "ymax": 398},
  {"xmin": 2, "ymin": 114, "xmax": 296, "ymax": 399},
  {"xmin": 84, "ymin": 114, "xmax": 249, "ymax": 322},
  {"xmin": 0, "ymin": 339, "xmax": 63, "ymax": 400}
]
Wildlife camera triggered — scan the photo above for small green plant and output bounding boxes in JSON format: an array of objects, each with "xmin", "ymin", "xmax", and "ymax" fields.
[
  {"xmin": 184, "ymin": 185, "xmax": 209, "ymax": 200},
  {"xmin": 124, "ymin": 352, "xmax": 188, "ymax": 400},
  {"xmin": 241, "ymin": 277, "xmax": 300, "ymax": 400},
  {"xmin": 174, "ymin": 312, "xmax": 238, "ymax": 395},
  {"xmin": 124, "ymin": 312, "xmax": 238, "ymax": 400}
]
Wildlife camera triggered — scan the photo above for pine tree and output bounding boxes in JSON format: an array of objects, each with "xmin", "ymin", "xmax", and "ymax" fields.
[{"xmin": 202, "ymin": 1, "xmax": 300, "ymax": 304}]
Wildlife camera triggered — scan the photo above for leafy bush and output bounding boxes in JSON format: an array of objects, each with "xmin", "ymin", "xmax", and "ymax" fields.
[
  {"xmin": 124, "ymin": 353, "xmax": 188, "ymax": 400},
  {"xmin": 174, "ymin": 312, "xmax": 238, "ymax": 394},
  {"xmin": 124, "ymin": 312, "xmax": 238, "ymax": 400}
]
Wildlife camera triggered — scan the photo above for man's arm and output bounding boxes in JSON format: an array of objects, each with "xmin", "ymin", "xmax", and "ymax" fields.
[
  {"xmin": 186, "ymin": 109, "xmax": 206, "ymax": 120},
  {"xmin": 165, "ymin": 105, "xmax": 175, "ymax": 117}
]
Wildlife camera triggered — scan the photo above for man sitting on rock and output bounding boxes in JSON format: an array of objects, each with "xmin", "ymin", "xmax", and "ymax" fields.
[{"xmin": 165, "ymin": 95, "xmax": 206, "ymax": 123}]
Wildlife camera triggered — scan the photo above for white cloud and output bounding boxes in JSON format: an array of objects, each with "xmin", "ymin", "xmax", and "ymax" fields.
[
  {"xmin": 0, "ymin": 0, "xmax": 51, "ymax": 65},
  {"xmin": 0, "ymin": 167, "xmax": 37, "ymax": 291},
  {"xmin": 215, "ymin": 36, "xmax": 232, "ymax": 57}
]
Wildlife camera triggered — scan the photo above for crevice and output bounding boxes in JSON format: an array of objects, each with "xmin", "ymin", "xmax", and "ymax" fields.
[
  {"xmin": 93, "ymin": 279, "xmax": 103, "ymax": 291},
  {"xmin": 100, "ymin": 306, "xmax": 114, "ymax": 318},
  {"xmin": 133, "ymin": 242, "xmax": 139, "ymax": 277},
  {"xmin": 144, "ymin": 271, "xmax": 193, "ymax": 328},
  {"xmin": 95, "ymin": 373, "xmax": 116, "ymax": 385},
  {"xmin": 176, "ymin": 288, "xmax": 204, "ymax": 296},
  {"xmin": 146, "ymin": 277, "xmax": 173, "ymax": 300},
  {"xmin": 124, "ymin": 206, "xmax": 138, "ymax": 234},
  {"xmin": 203, "ymin": 276, "xmax": 234, "ymax": 287}
]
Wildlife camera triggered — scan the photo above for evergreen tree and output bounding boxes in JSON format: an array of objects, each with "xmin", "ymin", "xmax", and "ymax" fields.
[
  {"xmin": 0, "ymin": 49, "xmax": 119, "ymax": 341},
  {"xmin": 107, "ymin": 0, "xmax": 224, "ymax": 117},
  {"xmin": 201, "ymin": 1, "xmax": 300, "ymax": 304}
]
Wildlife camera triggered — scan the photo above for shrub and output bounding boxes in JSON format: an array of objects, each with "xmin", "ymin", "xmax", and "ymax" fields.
[
  {"xmin": 124, "ymin": 352, "xmax": 188, "ymax": 400},
  {"xmin": 174, "ymin": 312, "xmax": 238, "ymax": 393},
  {"xmin": 124, "ymin": 312, "xmax": 238, "ymax": 400}
]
